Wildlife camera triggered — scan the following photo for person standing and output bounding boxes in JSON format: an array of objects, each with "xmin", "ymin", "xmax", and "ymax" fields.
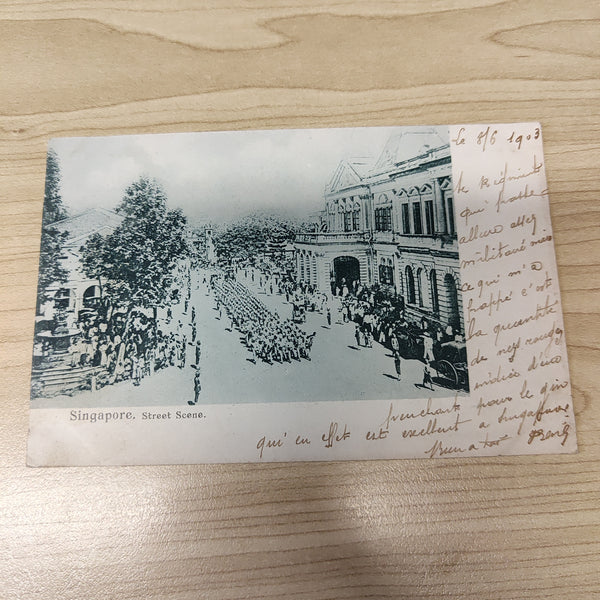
[
  {"xmin": 130, "ymin": 351, "xmax": 140, "ymax": 386},
  {"xmin": 393, "ymin": 350, "xmax": 402, "ymax": 381},
  {"xmin": 391, "ymin": 333, "xmax": 400, "ymax": 354},
  {"xmin": 326, "ymin": 307, "xmax": 331, "ymax": 327},
  {"xmin": 423, "ymin": 332, "xmax": 435, "ymax": 363},
  {"xmin": 354, "ymin": 324, "xmax": 362, "ymax": 348},
  {"xmin": 189, "ymin": 367, "xmax": 201, "ymax": 405},
  {"xmin": 195, "ymin": 339, "xmax": 202, "ymax": 366},
  {"xmin": 342, "ymin": 304, "xmax": 349, "ymax": 323},
  {"xmin": 422, "ymin": 359, "xmax": 434, "ymax": 390}
]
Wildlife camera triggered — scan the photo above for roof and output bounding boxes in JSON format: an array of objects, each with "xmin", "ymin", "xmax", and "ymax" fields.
[
  {"xmin": 370, "ymin": 128, "xmax": 449, "ymax": 174},
  {"xmin": 325, "ymin": 128, "xmax": 450, "ymax": 197},
  {"xmin": 326, "ymin": 158, "xmax": 373, "ymax": 194},
  {"xmin": 50, "ymin": 208, "xmax": 123, "ymax": 247},
  {"xmin": 346, "ymin": 158, "xmax": 373, "ymax": 179}
]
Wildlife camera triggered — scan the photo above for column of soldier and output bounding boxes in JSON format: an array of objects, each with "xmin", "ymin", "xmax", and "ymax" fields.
[{"xmin": 211, "ymin": 275, "xmax": 315, "ymax": 364}]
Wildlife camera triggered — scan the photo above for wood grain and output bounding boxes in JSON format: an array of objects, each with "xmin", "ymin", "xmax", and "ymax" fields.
[{"xmin": 1, "ymin": 1, "xmax": 599, "ymax": 598}]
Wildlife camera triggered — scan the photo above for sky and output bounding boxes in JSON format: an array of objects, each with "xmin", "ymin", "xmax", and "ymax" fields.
[{"xmin": 50, "ymin": 125, "xmax": 448, "ymax": 225}]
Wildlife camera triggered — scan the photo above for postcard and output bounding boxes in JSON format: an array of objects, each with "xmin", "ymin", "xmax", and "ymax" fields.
[{"xmin": 27, "ymin": 123, "xmax": 577, "ymax": 465}]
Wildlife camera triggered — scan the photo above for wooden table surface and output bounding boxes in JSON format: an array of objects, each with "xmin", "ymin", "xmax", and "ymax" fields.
[{"xmin": 1, "ymin": 2, "xmax": 599, "ymax": 598}]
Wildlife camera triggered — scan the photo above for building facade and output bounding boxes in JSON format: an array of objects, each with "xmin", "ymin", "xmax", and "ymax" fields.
[
  {"xmin": 38, "ymin": 208, "xmax": 124, "ymax": 323},
  {"xmin": 294, "ymin": 128, "xmax": 464, "ymax": 335}
]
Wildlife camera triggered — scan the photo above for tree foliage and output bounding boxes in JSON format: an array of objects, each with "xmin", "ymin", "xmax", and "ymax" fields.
[
  {"xmin": 43, "ymin": 149, "xmax": 67, "ymax": 226},
  {"xmin": 37, "ymin": 149, "xmax": 68, "ymax": 311},
  {"xmin": 188, "ymin": 226, "xmax": 209, "ymax": 267},
  {"xmin": 81, "ymin": 177, "xmax": 189, "ymax": 313},
  {"xmin": 213, "ymin": 211, "xmax": 297, "ymax": 264}
]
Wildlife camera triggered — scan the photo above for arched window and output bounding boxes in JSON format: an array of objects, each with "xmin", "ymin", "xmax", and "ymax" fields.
[
  {"xmin": 416, "ymin": 268, "xmax": 424, "ymax": 307},
  {"xmin": 405, "ymin": 266, "xmax": 416, "ymax": 304},
  {"xmin": 430, "ymin": 269, "xmax": 439, "ymax": 313},
  {"xmin": 83, "ymin": 285, "xmax": 101, "ymax": 309},
  {"xmin": 444, "ymin": 273, "xmax": 461, "ymax": 332},
  {"xmin": 420, "ymin": 269, "xmax": 430, "ymax": 308}
]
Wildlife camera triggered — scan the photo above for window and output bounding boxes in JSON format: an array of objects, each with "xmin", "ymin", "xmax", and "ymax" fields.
[
  {"xmin": 343, "ymin": 211, "xmax": 352, "ymax": 232},
  {"xmin": 83, "ymin": 285, "xmax": 101, "ymax": 309},
  {"xmin": 386, "ymin": 260, "xmax": 394, "ymax": 285},
  {"xmin": 379, "ymin": 259, "xmax": 394, "ymax": 285},
  {"xmin": 444, "ymin": 272, "xmax": 461, "ymax": 331},
  {"xmin": 402, "ymin": 203, "xmax": 410, "ymax": 234},
  {"xmin": 375, "ymin": 207, "xmax": 392, "ymax": 232},
  {"xmin": 412, "ymin": 203, "xmax": 423, "ymax": 235},
  {"xmin": 417, "ymin": 268, "xmax": 423, "ymax": 306},
  {"xmin": 352, "ymin": 209, "xmax": 360, "ymax": 231},
  {"xmin": 54, "ymin": 288, "xmax": 73, "ymax": 310},
  {"xmin": 446, "ymin": 196, "xmax": 455, "ymax": 234},
  {"xmin": 430, "ymin": 269, "xmax": 439, "ymax": 313},
  {"xmin": 405, "ymin": 267, "xmax": 416, "ymax": 304},
  {"xmin": 425, "ymin": 200, "xmax": 434, "ymax": 234}
]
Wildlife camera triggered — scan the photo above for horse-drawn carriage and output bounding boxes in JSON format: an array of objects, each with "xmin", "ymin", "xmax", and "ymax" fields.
[{"xmin": 432, "ymin": 340, "xmax": 469, "ymax": 391}]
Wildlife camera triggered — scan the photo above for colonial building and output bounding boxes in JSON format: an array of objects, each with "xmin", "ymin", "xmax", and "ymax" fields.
[
  {"xmin": 294, "ymin": 128, "xmax": 464, "ymax": 335},
  {"xmin": 38, "ymin": 208, "xmax": 123, "ymax": 322}
]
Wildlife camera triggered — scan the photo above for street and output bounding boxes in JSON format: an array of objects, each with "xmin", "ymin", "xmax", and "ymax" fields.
[{"xmin": 36, "ymin": 267, "xmax": 463, "ymax": 409}]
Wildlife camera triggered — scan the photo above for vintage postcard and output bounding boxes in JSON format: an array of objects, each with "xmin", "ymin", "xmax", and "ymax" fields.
[{"xmin": 27, "ymin": 123, "xmax": 576, "ymax": 465}]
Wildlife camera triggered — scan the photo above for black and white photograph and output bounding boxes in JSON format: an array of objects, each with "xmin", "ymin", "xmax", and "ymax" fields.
[{"xmin": 31, "ymin": 126, "xmax": 469, "ymax": 409}]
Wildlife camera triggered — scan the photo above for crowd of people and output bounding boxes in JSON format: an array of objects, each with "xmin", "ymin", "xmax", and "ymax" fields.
[
  {"xmin": 33, "ymin": 252, "xmax": 467, "ymax": 399},
  {"xmin": 211, "ymin": 273, "xmax": 315, "ymax": 364},
  {"xmin": 32, "ymin": 263, "xmax": 197, "ymax": 398},
  {"xmin": 235, "ymin": 263, "xmax": 452, "ymax": 367},
  {"xmin": 31, "ymin": 309, "xmax": 191, "ymax": 398},
  {"xmin": 336, "ymin": 282, "xmax": 461, "ymax": 357},
  {"xmin": 233, "ymin": 264, "xmax": 454, "ymax": 390}
]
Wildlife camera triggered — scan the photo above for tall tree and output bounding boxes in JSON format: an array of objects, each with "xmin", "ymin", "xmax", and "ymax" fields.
[
  {"xmin": 36, "ymin": 149, "xmax": 68, "ymax": 311},
  {"xmin": 43, "ymin": 148, "xmax": 67, "ymax": 226},
  {"xmin": 81, "ymin": 177, "xmax": 188, "ymax": 321}
]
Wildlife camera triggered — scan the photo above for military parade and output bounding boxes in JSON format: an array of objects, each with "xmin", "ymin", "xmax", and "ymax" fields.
[{"xmin": 31, "ymin": 128, "xmax": 469, "ymax": 408}]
